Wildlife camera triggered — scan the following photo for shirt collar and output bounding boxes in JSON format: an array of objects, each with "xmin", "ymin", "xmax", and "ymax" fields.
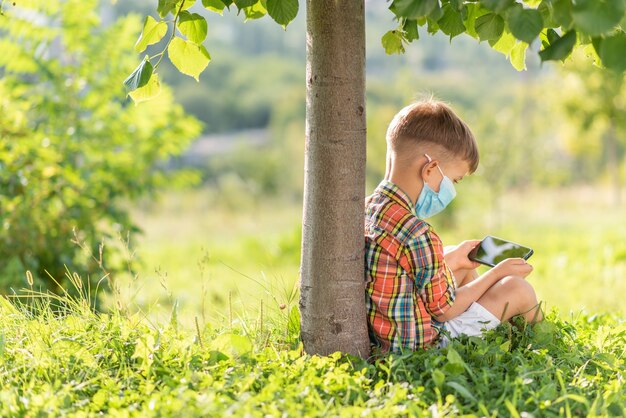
[{"xmin": 375, "ymin": 179, "xmax": 416, "ymax": 214}]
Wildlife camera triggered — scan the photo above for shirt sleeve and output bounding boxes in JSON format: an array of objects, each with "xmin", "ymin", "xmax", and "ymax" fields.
[{"xmin": 407, "ymin": 228, "xmax": 456, "ymax": 318}]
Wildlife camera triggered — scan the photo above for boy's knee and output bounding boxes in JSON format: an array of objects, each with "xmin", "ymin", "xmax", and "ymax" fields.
[{"xmin": 499, "ymin": 276, "xmax": 537, "ymax": 305}]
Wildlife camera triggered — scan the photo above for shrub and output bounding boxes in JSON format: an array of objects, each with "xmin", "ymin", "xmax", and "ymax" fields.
[{"xmin": 0, "ymin": 0, "xmax": 201, "ymax": 296}]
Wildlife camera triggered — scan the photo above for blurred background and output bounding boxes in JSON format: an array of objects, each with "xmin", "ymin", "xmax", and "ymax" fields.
[{"xmin": 1, "ymin": 0, "xmax": 625, "ymax": 327}]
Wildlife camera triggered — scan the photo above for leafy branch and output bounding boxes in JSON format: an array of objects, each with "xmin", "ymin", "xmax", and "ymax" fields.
[
  {"xmin": 125, "ymin": 0, "xmax": 625, "ymax": 105},
  {"xmin": 154, "ymin": 0, "xmax": 188, "ymax": 70},
  {"xmin": 123, "ymin": 0, "xmax": 299, "ymax": 104},
  {"xmin": 383, "ymin": 0, "xmax": 626, "ymax": 73}
]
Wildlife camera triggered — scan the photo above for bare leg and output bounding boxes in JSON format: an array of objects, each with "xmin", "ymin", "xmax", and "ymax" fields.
[{"xmin": 477, "ymin": 276, "xmax": 543, "ymax": 323}]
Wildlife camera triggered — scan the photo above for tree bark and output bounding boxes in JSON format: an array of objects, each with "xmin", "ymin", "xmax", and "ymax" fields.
[{"xmin": 299, "ymin": 0, "xmax": 370, "ymax": 357}]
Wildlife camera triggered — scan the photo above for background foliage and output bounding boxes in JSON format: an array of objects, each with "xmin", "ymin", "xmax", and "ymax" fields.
[
  {"xmin": 0, "ymin": 0, "xmax": 201, "ymax": 295},
  {"xmin": 1, "ymin": 0, "xmax": 624, "ymax": 312}
]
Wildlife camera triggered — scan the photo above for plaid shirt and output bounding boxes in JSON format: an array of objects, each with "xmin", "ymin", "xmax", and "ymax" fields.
[{"xmin": 365, "ymin": 180, "xmax": 456, "ymax": 352}]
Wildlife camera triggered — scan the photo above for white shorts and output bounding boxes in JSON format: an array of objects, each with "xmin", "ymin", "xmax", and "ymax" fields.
[{"xmin": 439, "ymin": 302, "xmax": 500, "ymax": 347}]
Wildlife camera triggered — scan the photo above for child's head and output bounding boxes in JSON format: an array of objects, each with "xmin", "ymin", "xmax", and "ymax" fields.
[
  {"xmin": 386, "ymin": 99, "xmax": 479, "ymax": 177},
  {"xmin": 384, "ymin": 99, "xmax": 478, "ymax": 217}
]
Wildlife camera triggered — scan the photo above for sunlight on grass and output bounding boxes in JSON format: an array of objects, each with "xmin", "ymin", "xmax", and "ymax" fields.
[
  {"xmin": 1, "ymin": 291, "xmax": 624, "ymax": 416},
  {"xmin": 123, "ymin": 185, "xmax": 626, "ymax": 327}
]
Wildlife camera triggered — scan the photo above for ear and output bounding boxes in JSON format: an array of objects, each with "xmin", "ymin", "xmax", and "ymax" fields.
[{"xmin": 420, "ymin": 157, "xmax": 438, "ymax": 182}]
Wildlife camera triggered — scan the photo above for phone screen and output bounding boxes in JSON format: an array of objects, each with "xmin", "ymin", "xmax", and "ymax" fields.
[{"xmin": 469, "ymin": 236, "xmax": 533, "ymax": 267}]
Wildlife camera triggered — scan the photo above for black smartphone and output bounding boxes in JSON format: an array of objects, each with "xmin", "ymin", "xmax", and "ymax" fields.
[{"xmin": 468, "ymin": 236, "xmax": 534, "ymax": 267}]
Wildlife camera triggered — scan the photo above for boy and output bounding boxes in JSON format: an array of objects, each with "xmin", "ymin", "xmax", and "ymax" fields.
[{"xmin": 365, "ymin": 99, "xmax": 542, "ymax": 352}]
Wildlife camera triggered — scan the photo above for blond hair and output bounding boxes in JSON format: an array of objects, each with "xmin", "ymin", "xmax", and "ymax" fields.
[{"xmin": 386, "ymin": 99, "xmax": 479, "ymax": 173}]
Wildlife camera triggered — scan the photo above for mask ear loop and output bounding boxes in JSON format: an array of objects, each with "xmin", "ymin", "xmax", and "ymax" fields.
[
  {"xmin": 424, "ymin": 153, "xmax": 445, "ymax": 177},
  {"xmin": 422, "ymin": 153, "xmax": 434, "ymax": 189}
]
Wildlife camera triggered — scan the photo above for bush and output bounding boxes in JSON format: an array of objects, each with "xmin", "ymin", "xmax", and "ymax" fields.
[{"xmin": 0, "ymin": 0, "xmax": 201, "ymax": 297}]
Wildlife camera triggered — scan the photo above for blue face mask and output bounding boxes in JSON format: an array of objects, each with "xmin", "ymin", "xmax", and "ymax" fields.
[{"xmin": 415, "ymin": 154, "xmax": 457, "ymax": 219}]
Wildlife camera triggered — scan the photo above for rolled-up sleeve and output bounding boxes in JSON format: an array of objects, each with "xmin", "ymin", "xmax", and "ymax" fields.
[{"xmin": 408, "ymin": 229, "xmax": 456, "ymax": 317}]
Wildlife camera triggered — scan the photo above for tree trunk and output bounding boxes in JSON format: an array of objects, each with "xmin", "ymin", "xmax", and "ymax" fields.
[{"xmin": 299, "ymin": 0, "xmax": 370, "ymax": 357}]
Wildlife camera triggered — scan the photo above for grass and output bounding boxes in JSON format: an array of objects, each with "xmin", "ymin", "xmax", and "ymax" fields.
[
  {"xmin": 1, "ymin": 185, "xmax": 624, "ymax": 416},
  {"xmin": 437, "ymin": 185, "xmax": 626, "ymax": 318},
  {"xmin": 0, "ymin": 291, "xmax": 624, "ymax": 416},
  {"xmin": 125, "ymin": 184, "xmax": 626, "ymax": 327}
]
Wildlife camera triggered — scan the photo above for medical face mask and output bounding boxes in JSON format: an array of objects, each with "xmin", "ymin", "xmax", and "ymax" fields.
[{"xmin": 414, "ymin": 154, "xmax": 457, "ymax": 219}]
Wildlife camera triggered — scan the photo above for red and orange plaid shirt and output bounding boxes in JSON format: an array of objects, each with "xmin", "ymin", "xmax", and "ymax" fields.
[{"xmin": 365, "ymin": 180, "xmax": 456, "ymax": 352}]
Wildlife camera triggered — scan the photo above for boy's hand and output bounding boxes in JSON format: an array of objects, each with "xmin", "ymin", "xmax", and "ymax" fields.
[
  {"xmin": 444, "ymin": 240, "xmax": 481, "ymax": 271},
  {"xmin": 492, "ymin": 258, "xmax": 533, "ymax": 279}
]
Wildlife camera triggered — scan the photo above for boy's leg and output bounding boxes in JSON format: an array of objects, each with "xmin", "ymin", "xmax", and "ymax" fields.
[{"xmin": 477, "ymin": 276, "xmax": 543, "ymax": 322}]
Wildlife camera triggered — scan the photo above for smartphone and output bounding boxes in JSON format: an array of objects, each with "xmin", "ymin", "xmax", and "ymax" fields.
[{"xmin": 468, "ymin": 236, "xmax": 534, "ymax": 267}]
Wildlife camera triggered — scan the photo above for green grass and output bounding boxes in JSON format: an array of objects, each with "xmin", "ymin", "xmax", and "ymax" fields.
[
  {"xmin": 125, "ymin": 185, "xmax": 626, "ymax": 326},
  {"xmin": 0, "ymin": 293, "xmax": 624, "ymax": 416},
  {"xmin": 1, "ymin": 185, "xmax": 625, "ymax": 416},
  {"xmin": 436, "ymin": 185, "xmax": 626, "ymax": 318}
]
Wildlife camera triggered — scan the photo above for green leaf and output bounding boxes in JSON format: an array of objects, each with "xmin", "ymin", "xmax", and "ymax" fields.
[
  {"xmin": 450, "ymin": 0, "xmax": 464, "ymax": 12},
  {"xmin": 510, "ymin": 41, "xmax": 528, "ymax": 70},
  {"xmin": 490, "ymin": 30, "xmax": 516, "ymax": 56},
  {"xmin": 475, "ymin": 12, "xmax": 505, "ymax": 41},
  {"xmin": 403, "ymin": 19, "xmax": 420, "ymax": 42},
  {"xmin": 428, "ymin": 1, "xmax": 444, "ymax": 21},
  {"xmin": 202, "ymin": 0, "xmax": 226, "ymax": 13},
  {"xmin": 233, "ymin": 0, "xmax": 257, "ymax": 9},
  {"xmin": 177, "ymin": 11, "xmax": 208, "ymax": 44},
  {"xmin": 447, "ymin": 381, "xmax": 478, "ymax": 402},
  {"xmin": 446, "ymin": 348, "xmax": 465, "ymax": 365},
  {"xmin": 583, "ymin": 41, "xmax": 603, "ymax": 66},
  {"xmin": 538, "ymin": 0, "xmax": 558, "ymax": 28},
  {"xmin": 427, "ymin": 17, "xmax": 440, "ymax": 34},
  {"xmin": 480, "ymin": 0, "xmax": 515, "ymax": 13},
  {"xmin": 131, "ymin": 334, "xmax": 156, "ymax": 367},
  {"xmin": 572, "ymin": 0, "xmax": 625, "ymax": 36},
  {"xmin": 547, "ymin": 28, "xmax": 560, "ymax": 44},
  {"xmin": 450, "ymin": 0, "xmax": 467, "ymax": 19},
  {"xmin": 438, "ymin": 4, "xmax": 466, "ymax": 39},
  {"xmin": 181, "ymin": 0, "xmax": 196, "ymax": 9},
  {"xmin": 382, "ymin": 30, "xmax": 405, "ymax": 54},
  {"xmin": 392, "ymin": 0, "xmax": 438, "ymax": 19},
  {"xmin": 464, "ymin": 3, "xmax": 491, "ymax": 38},
  {"xmin": 539, "ymin": 30, "xmax": 577, "ymax": 61},
  {"xmin": 551, "ymin": 0, "xmax": 573, "ymax": 29},
  {"xmin": 432, "ymin": 369, "xmax": 445, "ymax": 388},
  {"xmin": 134, "ymin": 16, "xmax": 168, "ymax": 53},
  {"xmin": 157, "ymin": 0, "xmax": 181, "ymax": 18},
  {"xmin": 267, "ymin": 0, "xmax": 299, "ymax": 27},
  {"xmin": 168, "ymin": 37, "xmax": 211, "ymax": 80},
  {"xmin": 123, "ymin": 57, "xmax": 153, "ymax": 92},
  {"xmin": 243, "ymin": 1, "xmax": 267, "ymax": 20},
  {"xmin": 508, "ymin": 7, "xmax": 543, "ymax": 43},
  {"xmin": 211, "ymin": 333, "xmax": 253, "ymax": 357},
  {"xmin": 598, "ymin": 31, "xmax": 626, "ymax": 72}
]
